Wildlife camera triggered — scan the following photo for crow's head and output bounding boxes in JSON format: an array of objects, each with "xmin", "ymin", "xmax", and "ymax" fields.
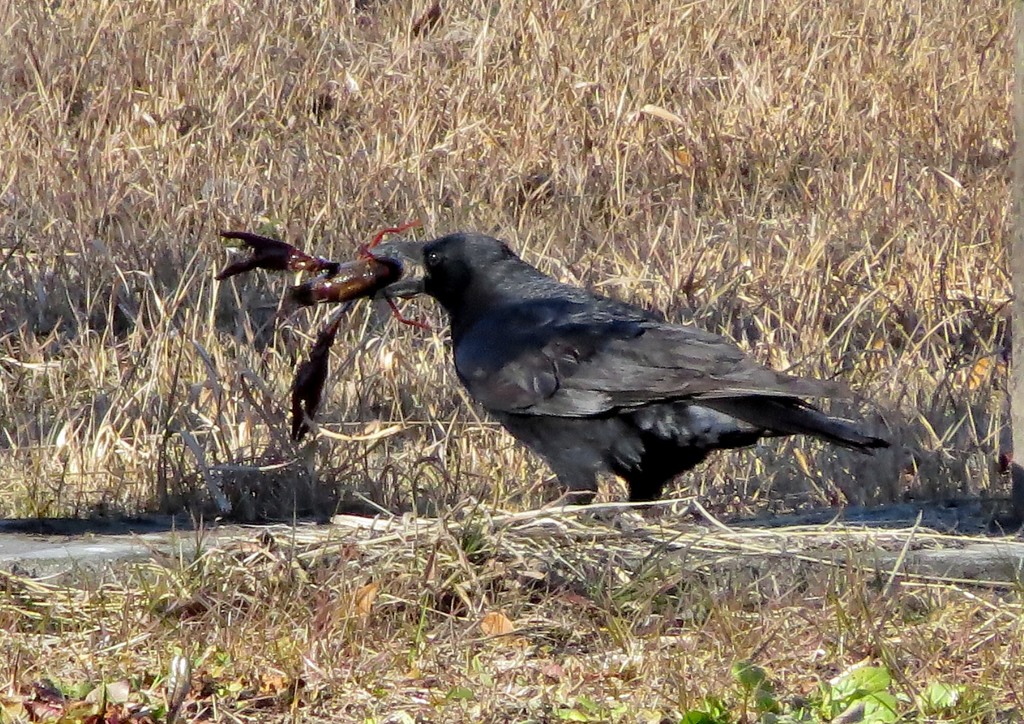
[{"xmin": 373, "ymin": 232, "xmax": 520, "ymax": 312}]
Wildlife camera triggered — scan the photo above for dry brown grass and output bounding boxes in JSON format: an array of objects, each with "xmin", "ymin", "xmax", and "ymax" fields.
[
  {"xmin": 0, "ymin": 0, "xmax": 1012, "ymax": 518},
  {"xmin": 0, "ymin": 508, "xmax": 1022, "ymax": 721},
  {"xmin": 0, "ymin": 0, "xmax": 1017, "ymax": 719}
]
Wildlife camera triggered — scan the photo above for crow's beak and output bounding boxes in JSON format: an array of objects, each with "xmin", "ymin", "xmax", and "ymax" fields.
[
  {"xmin": 381, "ymin": 277, "xmax": 425, "ymax": 298},
  {"xmin": 370, "ymin": 239, "xmax": 427, "ymax": 298},
  {"xmin": 372, "ymin": 239, "xmax": 425, "ymax": 265}
]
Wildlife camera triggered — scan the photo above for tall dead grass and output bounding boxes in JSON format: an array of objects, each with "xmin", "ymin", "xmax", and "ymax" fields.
[{"xmin": 0, "ymin": 0, "xmax": 1011, "ymax": 518}]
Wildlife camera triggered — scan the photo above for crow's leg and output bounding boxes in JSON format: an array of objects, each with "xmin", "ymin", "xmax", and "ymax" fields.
[
  {"xmin": 626, "ymin": 476, "xmax": 668, "ymax": 503},
  {"xmin": 543, "ymin": 460, "xmax": 599, "ymax": 507},
  {"xmin": 616, "ymin": 439, "xmax": 711, "ymax": 502},
  {"xmin": 543, "ymin": 490, "xmax": 597, "ymax": 508}
]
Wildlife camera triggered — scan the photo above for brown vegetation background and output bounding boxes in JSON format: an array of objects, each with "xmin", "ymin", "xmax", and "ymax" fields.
[
  {"xmin": 0, "ymin": 2, "xmax": 1021, "ymax": 721},
  {"xmin": 0, "ymin": 0, "xmax": 1011, "ymax": 519}
]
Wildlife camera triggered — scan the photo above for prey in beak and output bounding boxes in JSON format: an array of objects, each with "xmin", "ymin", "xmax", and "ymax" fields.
[
  {"xmin": 365, "ymin": 238, "xmax": 428, "ymax": 300},
  {"xmin": 214, "ymin": 220, "xmax": 428, "ymax": 442},
  {"xmin": 285, "ymin": 256, "xmax": 404, "ymax": 308}
]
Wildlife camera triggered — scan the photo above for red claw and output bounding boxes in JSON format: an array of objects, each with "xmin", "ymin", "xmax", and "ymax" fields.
[
  {"xmin": 217, "ymin": 231, "xmax": 340, "ymax": 280},
  {"xmin": 291, "ymin": 313, "xmax": 345, "ymax": 441},
  {"xmin": 358, "ymin": 219, "xmax": 422, "ymax": 259},
  {"xmin": 359, "ymin": 219, "xmax": 431, "ymax": 330},
  {"xmin": 385, "ymin": 298, "xmax": 431, "ymax": 330}
]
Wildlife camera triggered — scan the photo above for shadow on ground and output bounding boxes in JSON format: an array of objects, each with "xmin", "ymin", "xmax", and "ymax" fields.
[
  {"xmin": 0, "ymin": 514, "xmax": 195, "ymax": 537},
  {"xmin": 730, "ymin": 496, "xmax": 1022, "ymax": 536},
  {"xmin": 0, "ymin": 497, "xmax": 1019, "ymax": 584}
]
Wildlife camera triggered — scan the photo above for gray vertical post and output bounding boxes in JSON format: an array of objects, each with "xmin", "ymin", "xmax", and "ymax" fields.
[{"xmin": 1011, "ymin": 3, "xmax": 1024, "ymax": 520}]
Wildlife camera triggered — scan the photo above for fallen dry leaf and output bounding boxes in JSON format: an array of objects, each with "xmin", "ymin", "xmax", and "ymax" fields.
[
  {"xmin": 639, "ymin": 103, "xmax": 684, "ymax": 125},
  {"xmin": 354, "ymin": 582, "xmax": 380, "ymax": 617},
  {"xmin": 260, "ymin": 673, "xmax": 289, "ymax": 694},
  {"xmin": 480, "ymin": 610, "xmax": 514, "ymax": 636},
  {"xmin": 673, "ymin": 146, "xmax": 694, "ymax": 169},
  {"xmin": 966, "ymin": 356, "xmax": 1000, "ymax": 391},
  {"xmin": 85, "ymin": 680, "xmax": 131, "ymax": 704},
  {"xmin": 540, "ymin": 662, "xmax": 565, "ymax": 680}
]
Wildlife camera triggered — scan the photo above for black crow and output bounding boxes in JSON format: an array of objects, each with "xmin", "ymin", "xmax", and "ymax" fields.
[{"xmin": 373, "ymin": 232, "xmax": 889, "ymax": 503}]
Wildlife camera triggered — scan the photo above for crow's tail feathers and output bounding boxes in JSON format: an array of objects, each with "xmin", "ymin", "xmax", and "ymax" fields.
[{"xmin": 703, "ymin": 397, "xmax": 890, "ymax": 451}]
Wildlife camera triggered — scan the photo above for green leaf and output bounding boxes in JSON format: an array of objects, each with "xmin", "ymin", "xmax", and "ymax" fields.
[
  {"xmin": 861, "ymin": 691, "xmax": 901, "ymax": 723},
  {"xmin": 557, "ymin": 708, "xmax": 592, "ymax": 722},
  {"xmin": 702, "ymin": 695, "xmax": 729, "ymax": 718},
  {"xmin": 63, "ymin": 680, "xmax": 94, "ymax": 700},
  {"xmin": 831, "ymin": 665, "xmax": 892, "ymax": 700},
  {"xmin": 753, "ymin": 687, "xmax": 779, "ymax": 713},
  {"xmin": 445, "ymin": 686, "xmax": 475, "ymax": 701},
  {"xmin": 761, "ymin": 714, "xmax": 814, "ymax": 724},
  {"xmin": 679, "ymin": 712, "xmax": 726, "ymax": 724},
  {"xmin": 732, "ymin": 661, "xmax": 768, "ymax": 692},
  {"xmin": 849, "ymin": 666, "xmax": 892, "ymax": 694},
  {"xmin": 918, "ymin": 681, "xmax": 961, "ymax": 712}
]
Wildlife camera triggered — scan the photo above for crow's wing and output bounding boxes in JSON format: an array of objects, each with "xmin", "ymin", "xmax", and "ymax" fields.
[{"xmin": 454, "ymin": 302, "xmax": 850, "ymax": 417}]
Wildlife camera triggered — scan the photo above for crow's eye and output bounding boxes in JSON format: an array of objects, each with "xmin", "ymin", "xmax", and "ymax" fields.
[{"xmin": 425, "ymin": 250, "xmax": 441, "ymax": 267}]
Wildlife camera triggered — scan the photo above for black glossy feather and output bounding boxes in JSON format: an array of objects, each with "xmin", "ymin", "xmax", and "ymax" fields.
[{"xmin": 375, "ymin": 232, "xmax": 889, "ymax": 502}]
